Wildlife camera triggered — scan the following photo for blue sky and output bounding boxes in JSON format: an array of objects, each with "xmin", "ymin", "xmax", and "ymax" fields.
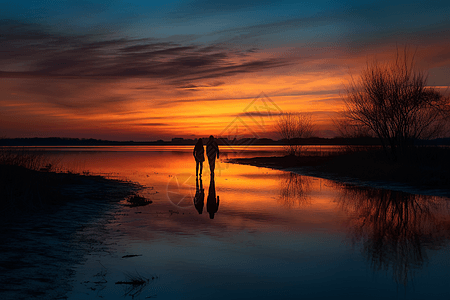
[
  {"xmin": 1, "ymin": 0, "xmax": 449, "ymax": 140},
  {"xmin": 3, "ymin": 0, "xmax": 449, "ymax": 46}
]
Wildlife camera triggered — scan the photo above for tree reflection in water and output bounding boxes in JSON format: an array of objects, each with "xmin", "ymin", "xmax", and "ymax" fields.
[
  {"xmin": 278, "ymin": 172, "xmax": 311, "ymax": 208},
  {"xmin": 337, "ymin": 186, "xmax": 450, "ymax": 285}
]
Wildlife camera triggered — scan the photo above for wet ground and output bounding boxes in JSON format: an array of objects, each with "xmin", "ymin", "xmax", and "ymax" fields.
[{"xmin": 0, "ymin": 176, "xmax": 136, "ymax": 300}]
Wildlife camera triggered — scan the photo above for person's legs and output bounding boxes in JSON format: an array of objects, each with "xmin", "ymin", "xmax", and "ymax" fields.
[
  {"xmin": 199, "ymin": 161, "xmax": 203, "ymax": 175},
  {"xmin": 196, "ymin": 161, "xmax": 199, "ymax": 176},
  {"xmin": 209, "ymin": 158, "xmax": 215, "ymax": 174}
]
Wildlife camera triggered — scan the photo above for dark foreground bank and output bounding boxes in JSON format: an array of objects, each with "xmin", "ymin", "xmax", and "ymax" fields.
[
  {"xmin": 0, "ymin": 164, "xmax": 139, "ymax": 214},
  {"xmin": 229, "ymin": 148, "xmax": 450, "ymax": 197},
  {"xmin": 0, "ymin": 165, "xmax": 140, "ymax": 299}
]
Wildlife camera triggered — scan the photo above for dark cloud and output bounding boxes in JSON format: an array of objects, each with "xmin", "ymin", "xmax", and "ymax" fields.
[
  {"xmin": 135, "ymin": 123, "xmax": 171, "ymax": 127},
  {"xmin": 236, "ymin": 111, "xmax": 285, "ymax": 118},
  {"xmin": 178, "ymin": 81, "xmax": 225, "ymax": 89},
  {"xmin": 0, "ymin": 20, "xmax": 289, "ymax": 86},
  {"xmin": 235, "ymin": 110, "xmax": 339, "ymax": 119},
  {"xmin": 178, "ymin": 84, "xmax": 199, "ymax": 89}
]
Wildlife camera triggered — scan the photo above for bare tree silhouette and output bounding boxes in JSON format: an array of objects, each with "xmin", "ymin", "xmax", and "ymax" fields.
[
  {"xmin": 341, "ymin": 48, "xmax": 449, "ymax": 160},
  {"xmin": 275, "ymin": 112, "xmax": 314, "ymax": 156}
]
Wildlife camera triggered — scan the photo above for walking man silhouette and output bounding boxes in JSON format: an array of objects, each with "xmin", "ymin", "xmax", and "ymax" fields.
[{"xmin": 206, "ymin": 135, "xmax": 219, "ymax": 175}]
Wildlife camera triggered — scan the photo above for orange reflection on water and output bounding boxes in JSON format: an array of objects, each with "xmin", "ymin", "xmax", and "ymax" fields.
[{"xmin": 52, "ymin": 146, "xmax": 347, "ymax": 236}]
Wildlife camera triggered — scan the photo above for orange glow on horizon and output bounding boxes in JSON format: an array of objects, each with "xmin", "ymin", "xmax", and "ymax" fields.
[{"xmin": 1, "ymin": 43, "xmax": 449, "ymax": 140}]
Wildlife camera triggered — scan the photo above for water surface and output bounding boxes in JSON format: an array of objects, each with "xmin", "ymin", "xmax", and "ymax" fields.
[{"xmin": 32, "ymin": 146, "xmax": 450, "ymax": 299}]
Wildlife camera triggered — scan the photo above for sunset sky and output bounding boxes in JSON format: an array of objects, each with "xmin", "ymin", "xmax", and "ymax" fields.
[{"xmin": 1, "ymin": 0, "xmax": 450, "ymax": 141}]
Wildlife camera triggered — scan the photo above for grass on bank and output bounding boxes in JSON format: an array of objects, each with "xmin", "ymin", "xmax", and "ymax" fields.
[
  {"xmin": 0, "ymin": 147, "xmax": 136, "ymax": 214},
  {"xmin": 230, "ymin": 146, "xmax": 450, "ymax": 189},
  {"xmin": 323, "ymin": 146, "xmax": 450, "ymax": 187},
  {"xmin": 0, "ymin": 147, "xmax": 57, "ymax": 171}
]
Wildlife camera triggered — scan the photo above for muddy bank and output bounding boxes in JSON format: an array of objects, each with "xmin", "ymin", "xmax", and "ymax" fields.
[
  {"xmin": 228, "ymin": 154, "xmax": 450, "ymax": 197},
  {"xmin": 0, "ymin": 169, "xmax": 139, "ymax": 300}
]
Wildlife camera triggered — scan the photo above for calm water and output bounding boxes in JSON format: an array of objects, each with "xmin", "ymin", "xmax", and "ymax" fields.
[{"xmin": 34, "ymin": 146, "xmax": 450, "ymax": 299}]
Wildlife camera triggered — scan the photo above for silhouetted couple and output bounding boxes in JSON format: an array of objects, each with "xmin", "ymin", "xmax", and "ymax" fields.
[
  {"xmin": 193, "ymin": 135, "xmax": 219, "ymax": 177},
  {"xmin": 193, "ymin": 136, "xmax": 220, "ymax": 218},
  {"xmin": 193, "ymin": 175, "xmax": 219, "ymax": 219}
]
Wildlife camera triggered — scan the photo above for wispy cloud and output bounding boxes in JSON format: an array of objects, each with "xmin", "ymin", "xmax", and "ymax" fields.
[{"xmin": 0, "ymin": 20, "xmax": 289, "ymax": 86}]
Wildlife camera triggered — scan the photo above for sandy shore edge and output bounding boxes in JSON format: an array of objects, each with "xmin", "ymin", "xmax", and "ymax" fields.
[{"xmin": 0, "ymin": 170, "xmax": 140, "ymax": 300}]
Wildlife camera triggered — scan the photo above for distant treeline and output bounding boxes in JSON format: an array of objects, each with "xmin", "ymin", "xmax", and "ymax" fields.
[{"xmin": 1, "ymin": 137, "xmax": 449, "ymax": 147}]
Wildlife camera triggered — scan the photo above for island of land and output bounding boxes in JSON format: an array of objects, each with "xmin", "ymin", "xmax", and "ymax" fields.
[{"xmin": 228, "ymin": 147, "xmax": 450, "ymax": 197}]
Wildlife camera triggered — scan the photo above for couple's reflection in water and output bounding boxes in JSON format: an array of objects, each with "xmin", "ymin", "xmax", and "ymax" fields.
[
  {"xmin": 193, "ymin": 177, "xmax": 204, "ymax": 214},
  {"xmin": 337, "ymin": 186, "xmax": 450, "ymax": 285},
  {"xmin": 194, "ymin": 174, "xmax": 219, "ymax": 219}
]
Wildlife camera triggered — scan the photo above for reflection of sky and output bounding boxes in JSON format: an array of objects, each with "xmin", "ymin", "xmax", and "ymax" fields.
[
  {"xmin": 2, "ymin": 1, "xmax": 450, "ymax": 140},
  {"xmin": 46, "ymin": 146, "xmax": 450, "ymax": 299},
  {"xmin": 52, "ymin": 146, "xmax": 345, "ymax": 233}
]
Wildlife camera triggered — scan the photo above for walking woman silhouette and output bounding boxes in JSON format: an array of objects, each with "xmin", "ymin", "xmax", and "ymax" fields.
[{"xmin": 193, "ymin": 138, "xmax": 205, "ymax": 177}]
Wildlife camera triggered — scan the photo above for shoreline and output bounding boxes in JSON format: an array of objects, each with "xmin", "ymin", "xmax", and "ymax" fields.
[
  {"xmin": 0, "ymin": 165, "xmax": 140, "ymax": 299},
  {"xmin": 228, "ymin": 154, "xmax": 450, "ymax": 198},
  {"xmin": 0, "ymin": 164, "xmax": 140, "ymax": 214}
]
